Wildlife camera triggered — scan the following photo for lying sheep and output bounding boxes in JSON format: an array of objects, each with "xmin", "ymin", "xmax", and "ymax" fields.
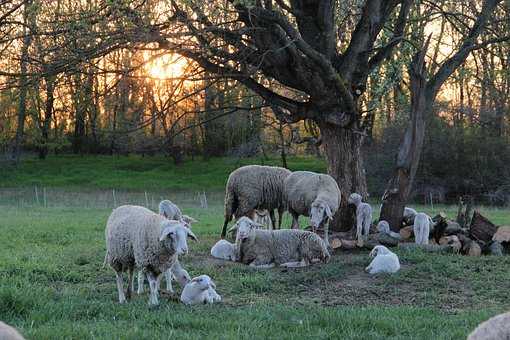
[
  {"xmin": 234, "ymin": 220, "xmax": 330, "ymax": 268},
  {"xmin": 365, "ymin": 245, "xmax": 400, "ymax": 274},
  {"xmin": 159, "ymin": 199, "xmax": 198, "ymax": 227},
  {"xmin": 210, "ymin": 239, "xmax": 236, "ymax": 261},
  {"xmin": 0, "ymin": 321, "xmax": 25, "ymax": 340},
  {"xmin": 105, "ymin": 205, "xmax": 197, "ymax": 306},
  {"xmin": 413, "ymin": 212, "xmax": 430, "ymax": 245},
  {"xmin": 376, "ymin": 220, "xmax": 402, "ymax": 239},
  {"xmin": 468, "ymin": 312, "xmax": 510, "ymax": 340},
  {"xmin": 348, "ymin": 193, "xmax": 373, "ymax": 244},
  {"xmin": 284, "ymin": 171, "xmax": 341, "ymax": 248},
  {"xmin": 181, "ymin": 275, "xmax": 221, "ymax": 305},
  {"xmin": 221, "ymin": 165, "xmax": 291, "ymax": 238}
]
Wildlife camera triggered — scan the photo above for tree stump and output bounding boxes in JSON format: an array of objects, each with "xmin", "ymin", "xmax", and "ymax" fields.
[{"xmin": 470, "ymin": 211, "xmax": 498, "ymax": 242}]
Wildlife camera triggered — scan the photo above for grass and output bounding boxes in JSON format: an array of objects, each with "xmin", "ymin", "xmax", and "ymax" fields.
[{"xmin": 1, "ymin": 202, "xmax": 510, "ymax": 339}]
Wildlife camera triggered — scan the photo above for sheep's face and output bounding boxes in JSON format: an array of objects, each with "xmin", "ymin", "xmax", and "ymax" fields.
[
  {"xmin": 347, "ymin": 193, "xmax": 362, "ymax": 206},
  {"xmin": 310, "ymin": 200, "xmax": 333, "ymax": 230},
  {"xmin": 191, "ymin": 275, "xmax": 215, "ymax": 291},
  {"xmin": 173, "ymin": 270, "xmax": 191, "ymax": 286},
  {"xmin": 369, "ymin": 245, "xmax": 390, "ymax": 257},
  {"xmin": 160, "ymin": 222, "xmax": 198, "ymax": 256},
  {"xmin": 228, "ymin": 216, "xmax": 263, "ymax": 241}
]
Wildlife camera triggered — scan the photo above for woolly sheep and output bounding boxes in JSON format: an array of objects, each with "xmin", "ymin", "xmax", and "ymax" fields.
[
  {"xmin": 0, "ymin": 321, "xmax": 25, "ymax": 340},
  {"xmin": 227, "ymin": 216, "xmax": 266, "ymax": 262},
  {"xmin": 221, "ymin": 165, "xmax": 291, "ymax": 238},
  {"xmin": 348, "ymin": 193, "xmax": 373, "ymax": 244},
  {"xmin": 284, "ymin": 171, "xmax": 341, "ymax": 248},
  {"xmin": 105, "ymin": 205, "xmax": 198, "ymax": 306},
  {"xmin": 180, "ymin": 275, "xmax": 221, "ymax": 305},
  {"xmin": 234, "ymin": 222, "xmax": 330, "ymax": 268},
  {"xmin": 250, "ymin": 209, "xmax": 272, "ymax": 229},
  {"xmin": 365, "ymin": 245, "xmax": 400, "ymax": 274},
  {"xmin": 159, "ymin": 199, "xmax": 198, "ymax": 227},
  {"xmin": 210, "ymin": 239, "xmax": 236, "ymax": 261},
  {"xmin": 137, "ymin": 259, "xmax": 190, "ymax": 295},
  {"xmin": 413, "ymin": 212, "xmax": 430, "ymax": 245},
  {"xmin": 376, "ymin": 220, "xmax": 402, "ymax": 239},
  {"xmin": 468, "ymin": 312, "xmax": 510, "ymax": 340}
]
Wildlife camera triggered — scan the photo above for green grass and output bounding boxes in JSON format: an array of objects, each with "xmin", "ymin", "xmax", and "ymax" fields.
[
  {"xmin": 0, "ymin": 155, "xmax": 326, "ymax": 191},
  {"xmin": 1, "ymin": 204, "xmax": 510, "ymax": 339}
]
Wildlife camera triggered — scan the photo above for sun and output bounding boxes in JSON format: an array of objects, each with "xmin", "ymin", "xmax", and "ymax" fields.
[{"xmin": 147, "ymin": 54, "xmax": 188, "ymax": 80}]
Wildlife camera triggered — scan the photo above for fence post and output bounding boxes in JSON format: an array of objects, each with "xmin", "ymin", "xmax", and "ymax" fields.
[
  {"xmin": 43, "ymin": 187, "xmax": 47, "ymax": 207},
  {"xmin": 113, "ymin": 189, "xmax": 117, "ymax": 207},
  {"xmin": 145, "ymin": 191, "xmax": 149, "ymax": 207},
  {"xmin": 34, "ymin": 186, "xmax": 40, "ymax": 206}
]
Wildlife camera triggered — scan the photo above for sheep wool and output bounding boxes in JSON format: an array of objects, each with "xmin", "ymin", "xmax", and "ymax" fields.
[
  {"xmin": 413, "ymin": 213, "xmax": 430, "ymax": 245},
  {"xmin": 159, "ymin": 199, "xmax": 183, "ymax": 220},
  {"xmin": 211, "ymin": 239, "xmax": 236, "ymax": 261},
  {"xmin": 0, "ymin": 322, "xmax": 25, "ymax": 340},
  {"xmin": 365, "ymin": 245, "xmax": 400, "ymax": 274},
  {"xmin": 181, "ymin": 275, "xmax": 221, "ymax": 305},
  {"xmin": 468, "ymin": 312, "xmax": 510, "ymax": 340},
  {"xmin": 348, "ymin": 193, "xmax": 373, "ymax": 244}
]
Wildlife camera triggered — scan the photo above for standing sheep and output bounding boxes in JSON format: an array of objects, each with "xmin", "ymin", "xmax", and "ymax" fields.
[
  {"xmin": 413, "ymin": 212, "xmax": 430, "ymax": 245},
  {"xmin": 284, "ymin": 171, "xmax": 341, "ymax": 248},
  {"xmin": 348, "ymin": 193, "xmax": 373, "ymax": 244},
  {"xmin": 468, "ymin": 312, "xmax": 510, "ymax": 340},
  {"xmin": 221, "ymin": 165, "xmax": 291, "ymax": 238},
  {"xmin": 0, "ymin": 321, "xmax": 25, "ymax": 340},
  {"xmin": 180, "ymin": 275, "xmax": 221, "ymax": 305},
  {"xmin": 105, "ymin": 205, "xmax": 198, "ymax": 306},
  {"xmin": 159, "ymin": 199, "xmax": 198, "ymax": 227},
  {"xmin": 365, "ymin": 245, "xmax": 400, "ymax": 274}
]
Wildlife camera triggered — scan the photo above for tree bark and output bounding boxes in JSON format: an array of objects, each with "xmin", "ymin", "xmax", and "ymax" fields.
[{"xmin": 38, "ymin": 76, "xmax": 54, "ymax": 159}]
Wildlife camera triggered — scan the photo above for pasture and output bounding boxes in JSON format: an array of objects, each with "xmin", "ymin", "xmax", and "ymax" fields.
[{"xmin": 1, "ymin": 185, "xmax": 510, "ymax": 339}]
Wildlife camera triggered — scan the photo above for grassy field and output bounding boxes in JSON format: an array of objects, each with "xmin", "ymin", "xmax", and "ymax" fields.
[{"xmin": 1, "ymin": 200, "xmax": 510, "ymax": 339}]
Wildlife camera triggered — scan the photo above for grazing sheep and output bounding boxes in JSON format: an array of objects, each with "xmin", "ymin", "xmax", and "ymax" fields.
[
  {"xmin": 159, "ymin": 199, "xmax": 198, "ymax": 227},
  {"xmin": 348, "ymin": 193, "xmax": 373, "ymax": 244},
  {"xmin": 413, "ymin": 212, "xmax": 430, "ymax": 245},
  {"xmin": 284, "ymin": 171, "xmax": 341, "ymax": 248},
  {"xmin": 210, "ymin": 239, "xmax": 236, "ymax": 261},
  {"xmin": 180, "ymin": 275, "xmax": 221, "ymax": 305},
  {"xmin": 365, "ymin": 245, "xmax": 400, "ymax": 274},
  {"xmin": 376, "ymin": 220, "xmax": 402, "ymax": 239},
  {"xmin": 0, "ymin": 321, "xmax": 25, "ymax": 340},
  {"xmin": 468, "ymin": 312, "xmax": 510, "ymax": 340},
  {"xmin": 105, "ymin": 205, "xmax": 198, "ymax": 306},
  {"xmin": 221, "ymin": 165, "xmax": 292, "ymax": 238},
  {"xmin": 235, "ymin": 221, "xmax": 330, "ymax": 268}
]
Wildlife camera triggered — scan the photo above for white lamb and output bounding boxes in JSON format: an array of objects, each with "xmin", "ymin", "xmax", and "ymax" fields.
[
  {"xmin": 180, "ymin": 275, "xmax": 221, "ymax": 305},
  {"xmin": 468, "ymin": 312, "xmax": 510, "ymax": 340},
  {"xmin": 413, "ymin": 212, "xmax": 430, "ymax": 245},
  {"xmin": 159, "ymin": 199, "xmax": 198, "ymax": 227},
  {"xmin": 210, "ymin": 239, "xmax": 236, "ymax": 261},
  {"xmin": 376, "ymin": 220, "xmax": 402, "ymax": 239},
  {"xmin": 365, "ymin": 245, "xmax": 400, "ymax": 274},
  {"xmin": 348, "ymin": 193, "xmax": 373, "ymax": 244},
  {"xmin": 0, "ymin": 321, "xmax": 25, "ymax": 340}
]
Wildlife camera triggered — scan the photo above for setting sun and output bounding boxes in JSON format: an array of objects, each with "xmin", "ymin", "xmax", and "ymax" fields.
[{"xmin": 147, "ymin": 54, "xmax": 188, "ymax": 79}]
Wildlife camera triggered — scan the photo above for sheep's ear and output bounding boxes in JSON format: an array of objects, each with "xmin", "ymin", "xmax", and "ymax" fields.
[
  {"xmin": 159, "ymin": 227, "xmax": 174, "ymax": 242},
  {"xmin": 187, "ymin": 229, "xmax": 198, "ymax": 242},
  {"xmin": 325, "ymin": 205, "xmax": 333, "ymax": 221}
]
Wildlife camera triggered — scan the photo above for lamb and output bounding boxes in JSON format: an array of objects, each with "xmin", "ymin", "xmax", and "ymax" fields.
[
  {"xmin": 210, "ymin": 239, "xmax": 236, "ymax": 261},
  {"xmin": 348, "ymin": 193, "xmax": 373, "ymax": 244},
  {"xmin": 105, "ymin": 205, "xmax": 198, "ymax": 306},
  {"xmin": 413, "ymin": 212, "xmax": 430, "ymax": 245},
  {"xmin": 180, "ymin": 275, "xmax": 221, "ymax": 305},
  {"xmin": 234, "ymin": 220, "xmax": 331, "ymax": 268},
  {"xmin": 365, "ymin": 245, "xmax": 400, "ymax": 274},
  {"xmin": 227, "ymin": 216, "xmax": 265, "ymax": 261},
  {"xmin": 221, "ymin": 165, "xmax": 291, "ymax": 238},
  {"xmin": 137, "ymin": 259, "xmax": 191, "ymax": 295},
  {"xmin": 0, "ymin": 321, "xmax": 25, "ymax": 340},
  {"xmin": 376, "ymin": 220, "xmax": 402, "ymax": 239},
  {"xmin": 159, "ymin": 199, "xmax": 198, "ymax": 227},
  {"xmin": 284, "ymin": 171, "xmax": 341, "ymax": 248},
  {"xmin": 468, "ymin": 312, "xmax": 510, "ymax": 340}
]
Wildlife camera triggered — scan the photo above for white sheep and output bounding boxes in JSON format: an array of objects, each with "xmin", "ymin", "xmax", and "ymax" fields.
[
  {"xmin": 159, "ymin": 199, "xmax": 198, "ymax": 227},
  {"xmin": 413, "ymin": 212, "xmax": 430, "ymax": 245},
  {"xmin": 376, "ymin": 220, "xmax": 402, "ymax": 239},
  {"xmin": 468, "ymin": 312, "xmax": 510, "ymax": 340},
  {"xmin": 365, "ymin": 245, "xmax": 400, "ymax": 274},
  {"xmin": 233, "ymin": 220, "xmax": 331, "ymax": 268},
  {"xmin": 403, "ymin": 207, "xmax": 417, "ymax": 220},
  {"xmin": 210, "ymin": 239, "xmax": 236, "ymax": 261},
  {"xmin": 348, "ymin": 193, "xmax": 373, "ymax": 244},
  {"xmin": 180, "ymin": 275, "xmax": 221, "ymax": 305},
  {"xmin": 0, "ymin": 321, "xmax": 25, "ymax": 340},
  {"xmin": 227, "ymin": 216, "xmax": 266, "ymax": 262},
  {"xmin": 105, "ymin": 205, "xmax": 198, "ymax": 306},
  {"xmin": 137, "ymin": 259, "xmax": 190, "ymax": 295},
  {"xmin": 221, "ymin": 165, "xmax": 291, "ymax": 237},
  {"xmin": 284, "ymin": 171, "xmax": 341, "ymax": 248}
]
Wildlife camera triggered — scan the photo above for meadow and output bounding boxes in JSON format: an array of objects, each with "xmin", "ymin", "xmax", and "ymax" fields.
[{"xmin": 1, "ymin": 156, "xmax": 510, "ymax": 339}]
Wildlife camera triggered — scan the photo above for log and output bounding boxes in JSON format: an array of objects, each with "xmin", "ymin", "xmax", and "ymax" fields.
[
  {"xmin": 470, "ymin": 211, "xmax": 498, "ymax": 242},
  {"xmin": 400, "ymin": 226, "xmax": 414, "ymax": 240},
  {"xmin": 465, "ymin": 242, "xmax": 482, "ymax": 256},
  {"xmin": 339, "ymin": 239, "xmax": 357, "ymax": 250},
  {"xmin": 444, "ymin": 221, "xmax": 463, "ymax": 235},
  {"xmin": 363, "ymin": 233, "xmax": 400, "ymax": 249},
  {"xmin": 398, "ymin": 243, "xmax": 455, "ymax": 253},
  {"xmin": 492, "ymin": 226, "xmax": 510, "ymax": 243},
  {"xmin": 330, "ymin": 238, "xmax": 343, "ymax": 249},
  {"xmin": 438, "ymin": 235, "xmax": 462, "ymax": 253},
  {"xmin": 488, "ymin": 241, "xmax": 504, "ymax": 256}
]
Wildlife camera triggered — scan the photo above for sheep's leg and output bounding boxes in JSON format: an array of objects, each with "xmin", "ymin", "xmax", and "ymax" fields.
[
  {"xmin": 323, "ymin": 220, "xmax": 330, "ymax": 249},
  {"xmin": 364, "ymin": 209, "xmax": 373, "ymax": 240},
  {"xmin": 290, "ymin": 211, "xmax": 300, "ymax": 229},
  {"xmin": 413, "ymin": 224, "xmax": 420, "ymax": 244},
  {"xmin": 146, "ymin": 272, "xmax": 160, "ymax": 306},
  {"xmin": 115, "ymin": 271, "xmax": 127, "ymax": 304},
  {"xmin": 126, "ymin": 268, "xmax": 134, "ymax": 300},
  {"xmin": 269, "ymin": 209, "xmax": 277, "ymax": 230},
  {"xmin": 164, "ymin": 269, "xmax": 174, "ymax": 293},
  {"xmin": 221, "ymin": 218, "xmax": 229, "ymax": 239},
  {"xmin": 137, "ymin": 270, "xmax": 145, "ymax": 294}
]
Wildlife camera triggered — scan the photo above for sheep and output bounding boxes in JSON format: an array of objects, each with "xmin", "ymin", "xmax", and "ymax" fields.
[
  {"xmin": 220, "ymin": 165, "xmax": 292, "ymax": 238},
  {"xmin": 376, "ymin": 220, "xmax": 402, "ymax": 239},
  {"xmin": 0, "ymin": 321, "xmax": 25, "ymax": 340},
  {"xmin": 159, "ymin": 199, "xmax": 198, "ymax": 227},
  {"xmin": 250, "ymin": 209, "xmax": 272, "ymax": 229},
  {"xmin": 233, "ymin": 220, "xmax": 331, "ymax": 268},
  {"xmin": 105, "ymin": 205, "xmax": 198, "ymax": 306},
  {"xmin": 365, "ymin": 245, "xmax": 400, "ymax": 274},
  {"xmin": 348, "ymin": 193, "xmax": 373, "ymax": 245},
  {"xmin": 468, "ymin": 312, "xmax": 510, "ymax": 340},
  {"xmin": 180, "ymin": 275, "xmax": 221, "ymax": 305},
  {"xmin": 284, "ymin": 171, "xmax": 341, "ymax": 248},
  {"xmin": 210, "ymin": 239, "xmax": 236, "ymax": 261},
  {"xmin": 413, "ymin": 212, "xmax": 430, "ymax": 245},
  {"xmin": 137, "ymin": 259, "xmax": 191, "ymax": 295}
]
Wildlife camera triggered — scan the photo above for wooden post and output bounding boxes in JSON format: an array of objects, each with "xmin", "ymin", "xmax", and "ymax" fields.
[
  {"xmin": 43, "ymin": 187, "xmax": 47, "ymax": 207},
  {"xmin": 144, "ymin": 191, "xmax": 149, "ymax": 207},
  {"xmin": 35, "ymin": 186, "xmax": 39, "ymax": 205},
  {"xmin": 112, "ymin": 189, "xmax": 117, "ymax": 208}
]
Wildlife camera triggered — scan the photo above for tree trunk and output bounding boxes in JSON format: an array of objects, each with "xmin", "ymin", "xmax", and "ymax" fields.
[
  {"xmin": 319, "ymin": 122, "xmax": 367, "ymax": 232},
  {"xmin": 38, "ymin": 76, "xmax": 54, "ymax": 159}
]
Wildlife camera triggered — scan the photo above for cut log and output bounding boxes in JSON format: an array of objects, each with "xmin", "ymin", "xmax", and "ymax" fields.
[
  {"xmin": 400, "ymin": 226, "xmax": 414, "ymax": 240},
  {"xmin": 470, "ymin": 211, "xmax": 498, "ymax": 242},
  {"xmin": 330, "ymin": 238, "xmax": 342, "ymax": 249},
  {"xmin": 398, "ymin": 243, "xmax": 455, "ymax": 253},
  {"xmin": 438, "ymin": 235, "xmax": 462, "ymax": 253},
  {"xmin": 364, "ymin": 233, "xmax": 400, "ymax": 249},
  {"xmin": 492, "ymin": 226, "xmax": 510, "ymax": 243}
]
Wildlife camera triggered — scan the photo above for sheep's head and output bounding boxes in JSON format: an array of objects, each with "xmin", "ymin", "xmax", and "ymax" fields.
[
  {"xmin": 227, "ymin": 216, "xmax": 264, "ymax": 241},
  {"xmin": 190, "ymin": 275, "xmax": 215, "ymax": 291},
  {"xmin": 369, "ymin": 245, "xmax": 391, "ymax": 258},
  {"xmin": 173, "ymin": 269, "xmax": 191, "ymax": 286},
  {"xmin": 159, "ymin": 221, "xmax": 198, "ymax": 256},
  {"xmin": 347, "ymin": 193, "xmax": 362, "ymax": 206},
  {"xmin": 376, "ymin": 220, "xmax": 390, "ymax": 234},
  {"xmin": 180, "ymin": 215, "xmax": 198, "ymax": 229},
  {"xmin": 309, "ymin": 199, "xmax": 333, "ymax": 231}
]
